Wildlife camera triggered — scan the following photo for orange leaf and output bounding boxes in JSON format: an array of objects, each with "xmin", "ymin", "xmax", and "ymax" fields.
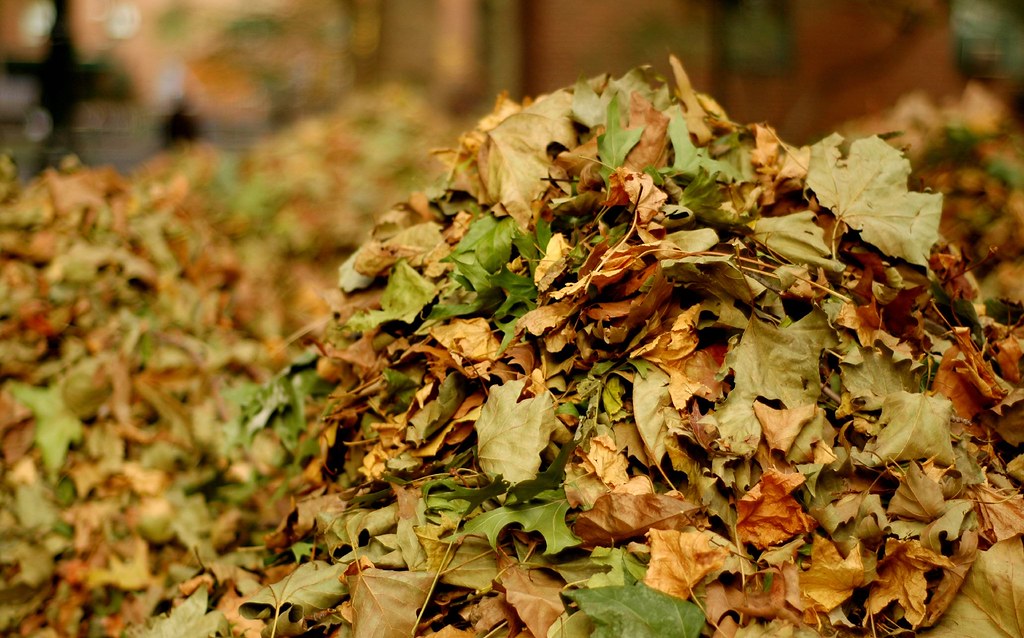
[
  {"xmin": 736, "ymin": 469, "xmax": 817, "ymax": 549},
  {"xmin": 645, "ymin": 529, "xmax": 729, "ymax": 600}
]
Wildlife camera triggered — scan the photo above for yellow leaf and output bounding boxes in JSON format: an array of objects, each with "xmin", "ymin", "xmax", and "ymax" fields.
[{"xmin": 800, "ymin": 537, "xmax": 866, "ymax": 612}]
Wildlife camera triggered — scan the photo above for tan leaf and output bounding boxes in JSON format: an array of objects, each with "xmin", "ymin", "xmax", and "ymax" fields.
[
  {"xmin": 580, "ymin": 434, "xmax": 630, "ymax": 488},
  {"xmin": 970, "ymin": 484, "xmax": 1024, "ymax": 543},
  {"xmin": 736, "ymin": 469, "xmax": 818, "ymax": 549},
  {"xmin": 645, "ymin": 529, "xmax": 729, "ymax": 600},
  {"xmin": 866, "ymin": 538, "xmax": 955, "ymax": 627},
  {"xmin": 534, "ymin": 233, "xmax": 570, "ymax": 287},
  {"xmin": 516, "ymin": 301, "xmax": 578, "ymax": 337},
  {"xmin": 753, "ymin": 401, "xmax": 819, "ymax": 455},
  {"xmin": 502, "ymin": 567, "xmax": 566, "ymax": 638},
  {"xmin": 888, "ymin": 462, "xmax": 946, "ymax": 522},
  {"xmin": 632, "ymin": 305, "xmax": 701, "ymax": 365},
  {"xmin": 800, "ymin": 537, "xmax": 866, "ymax": 612},
  {"xmin": 430, "ymin": 318, "xmax": 501, "ymax": 363}
]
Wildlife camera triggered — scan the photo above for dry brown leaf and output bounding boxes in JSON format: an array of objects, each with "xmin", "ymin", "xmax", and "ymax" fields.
[
  {"xmin": 502, "ymin": 567, "xmax": 566, "ymax": 638},
  {"xmin": 573, "ymin": 491, "xmax": 699, "ymax": 547},
  {"xmin": 866, "ymin": 538, "xmax": 955, "ymax": 627}
]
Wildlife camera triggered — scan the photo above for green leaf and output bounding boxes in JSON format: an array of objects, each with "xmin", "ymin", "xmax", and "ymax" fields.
[
  {"xmin": 346, "ymin": 260, "xmax": 437, "ymax": 332},
  {"xmin": 423, "ymin": 475, "xmax": 510, "ymax": 517},
  {"xmin": 566, "ymin": 583, "xmax": 705, "ymax": 638},
  {"xmin": 228, "ymin": 352, "xmax": 328, "ymax": 450},
  {"xmin": 476, "ymin": 378, "xmax": 560, "ymax": 483},
  {"xmin": 130, "ymin": 589, "xmax": 228, "ymax": 638},
  {"xmin": 597, "ymin": 95, "xmax": 644, "ymax": 179},
  {"xmin": 807, "ymin": 134, "xmax": 942, "ymax": 266},
  {"xmin": 9, "ymin": 382, "xmax": 84, "ymax": 475},
  {"xmin": 860, "ymin": 391, "xmax": 955, "ymax": 466},
  {"xmin": 508, "ymin": 440, "xmax": 579, "ymax": 504},
  {"xmin": 460, "ymin": 492, "xmax": 580, "ymax": 554},
  {"xmin": 239, "ymin": 561, "xmax": 348, "ymax": 630},
  {"xmin": 348, "ymin": 567, "xmax": 434, "ymax": 638},
  {"xmin": 753, "ymin": 210, "xmax": 845, "ymax": 272},
  {"xmin": 677, "ymin": 169, "xmax": 726, "ymax": 224},
  {"xmin": 668, "ymin": 109, "xmax": 741, "ymax": 180}
]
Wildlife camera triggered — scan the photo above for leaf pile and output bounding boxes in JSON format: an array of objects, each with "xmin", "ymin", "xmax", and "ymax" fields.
[
  {"xmin": 0, "ymin": 159, "xmax": 329, "ymax": 636},
  {"xmin": 231, "ymin": 61, "xmax": 1024, "ymax": 637},
  {"xmin": 844, "ymin": 83, "xmax": 1024, "ymax": 302}
]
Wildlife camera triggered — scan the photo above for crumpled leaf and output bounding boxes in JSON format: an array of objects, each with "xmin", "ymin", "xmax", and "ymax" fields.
[
  {"xmin": 736, "ymin": 469, "xmax": 818, "ymax": 549},
  {"xmin": 346, "ymin": 259, "xmax": 437, "ymax": 332},
  {"xmin": 130, "ymin": 588, "xmax": 229, "ymax": 638},
  {"xmin": 239, "ymin": 561, "xmax": 348, "ymax": 630},
  {"xmin": 808, "ymin": 134, "xmax": 941, "ymax": 266},
  {"xmin": 865, "ymin": 538, "xmax": 955, "ymax": 627},
  {"xmin": 566, "ymin": 583, "xmax": 705, "ymax": 638},
  {"xmin": 479, "ymin": 90, "xmax": 577, "ymax": 227},
  {"xmin": 710, "ymin": 310, "xmax": 838, "ymax": 457},
  {"xmin": 926, "ymin": 538, "xmax": 1024, "ymax": 637},
  {"xmin": 799, "ymin": 537, "xmax": 866, "ymax": 613}
]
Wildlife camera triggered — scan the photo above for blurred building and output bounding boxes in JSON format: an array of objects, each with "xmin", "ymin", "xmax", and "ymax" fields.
[{"xmin": 1, "ymin": 0, "xmax": 1022, "ymax": 176}]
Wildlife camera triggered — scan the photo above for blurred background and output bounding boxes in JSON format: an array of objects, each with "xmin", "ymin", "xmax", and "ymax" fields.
[{"xmin": 1, "ymin": 0, "xmax": 1023, "ymax": 180}]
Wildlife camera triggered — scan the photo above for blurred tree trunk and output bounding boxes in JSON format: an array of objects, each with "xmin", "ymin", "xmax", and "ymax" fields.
[
  {"xmin": 435, "ymin": 0, "xmax": 483, "ymax": 113},
  {"xmin": 483, "ymin": 0, "xmax": 524, "ymax": 100},
  {"xmin": 341, "ymin": 0, "xmax": 383, "ymax": 87},
  {"xmin": 40, "ymin": 0, "xmax": 78, "ymax": 163}
]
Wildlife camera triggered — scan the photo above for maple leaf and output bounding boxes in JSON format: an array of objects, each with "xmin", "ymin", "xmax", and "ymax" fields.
[
  {"xmin": 736, "ymin": 469, "xmax": 818, "ymax": 549},
  {"xmin": 459, "ymin": 491, "xmax": 580, "ymax": 554},
  {"xmin": 808, "ymin": 133, "xmax": 942, "ymax": 266},
  {"xmin": 475, "ymin": 378, "xmax": 560, "ymax": 483},
  {"xmin": 644, "ymin": 529, "xmax": 729, "ymax": 600},
  {"xmin": 478, "ymin": 89, "xmax": 577, "ymax": 227}
]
